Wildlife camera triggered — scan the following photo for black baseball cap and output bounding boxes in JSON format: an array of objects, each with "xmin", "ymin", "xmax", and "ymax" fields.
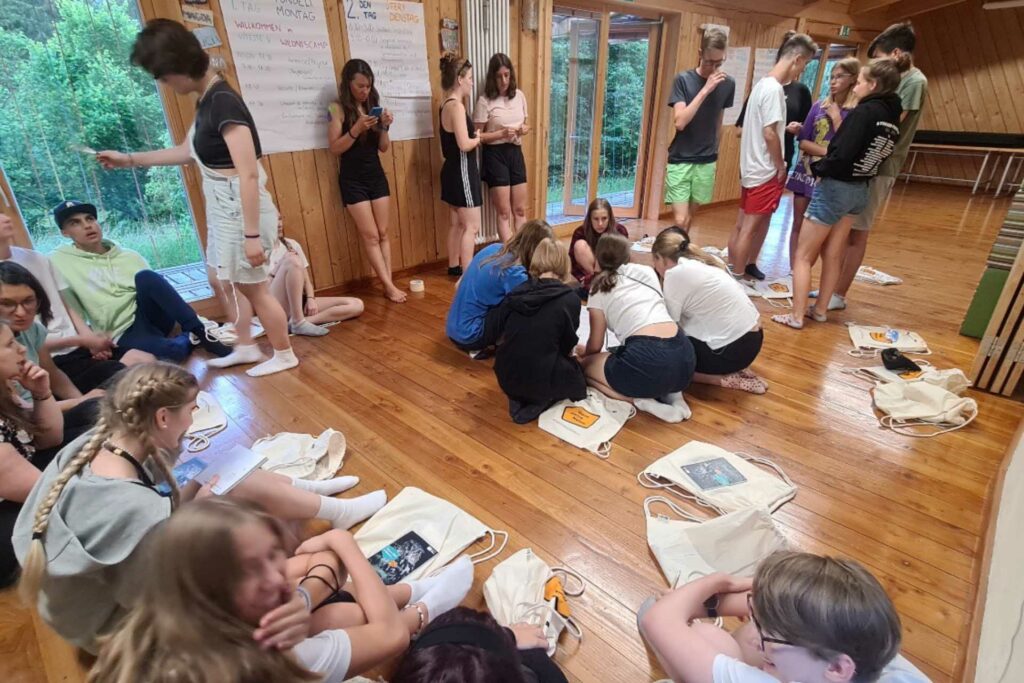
[{"xmin": 52, "ymin": 200, "xmax": 97, "ymax": 230}]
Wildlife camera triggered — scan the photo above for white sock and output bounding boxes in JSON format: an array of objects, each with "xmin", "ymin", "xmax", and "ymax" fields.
[
  {"xmin": 246, "ymin": 348, "xmax": 299, "ymax": 377},
  {"xmin": 635, "ymin": 398, "xmax": 688, "ymax": 423},
  {"xmin": 291, "ymin": 475, "xmax": 359, "ymax": 496},
  {"xmin": 665, "ymin": 392, "xmax": 693, "ymax": 420},
  {"xmin": 418, "ymin": 556, "xmax": 474, "ymax": 622},
  {"xmin": 402, "ymin": 571, "xmax": 445, "ymax": 605},
  {"xmin": 316, "ymin": 490, "xmax": 387, "ymax": 530},
  {"xmin": 207, "ymin": 343, "xmax": 264, "ymax": 368}
]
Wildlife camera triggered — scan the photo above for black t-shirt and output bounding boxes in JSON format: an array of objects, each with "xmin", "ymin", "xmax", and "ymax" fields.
[
  {"xmin": 735, "ymin": 81, "xmax": 813, "ymax": 171},
  {"xmin": 339, "ymin": 118, "xmax": 385, "ymax": 182},
  {"xmin": 666, "ymin": 69, "xmax": 736, "ymax": 164},
  {"xmin": 193, "ymin": 81, "xmax": 261, "ymax": 169}
]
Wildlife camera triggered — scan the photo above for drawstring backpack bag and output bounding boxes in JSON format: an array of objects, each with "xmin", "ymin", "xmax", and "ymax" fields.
[
  {"xmin": 844, "ymin": 364, "xmax": 971, "ymax": 396},
  {"xmin": 253, "ymin": 429, "xmax": 347, "ymax": 481},
  {"xmin": 354, "ymin": 487, "xmax": 508, "ymax": 583},
  {"xmin": 743, "ymin": 277, "xmax": 793, "ymax": 308},
  {"xmin": 638, "ymin": 441, "xmax": 796, "ymax": 515},
  {"xmin": 483, "ymin": 548, "xmax": 585, "ymax": 656},
  {"xmin": 644, "ymin": 497, "xmax": 790, "ymax": 588},
  {"xmin": 855, "ymin": 265, "xmax": 902, "ymax": 286},
  {"xmin": 873, "ymin": 381, "xmax": 978, "ymax": 437},
  {"xmin": 184, "ymin": 391, "xmax": 228, "ymax": 452},
  {"xmin": 848, "ymin": 324, "xmax": 930, "ymax": 358},
  {"xmin": 538, "ymin": 388, "xmax": 636, "ymax": 459}
]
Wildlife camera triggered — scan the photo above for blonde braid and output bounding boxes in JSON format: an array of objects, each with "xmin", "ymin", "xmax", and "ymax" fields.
[
  {"xmin": 18, "ymin": 418, "xmax": 110, "ymax": 605},
  {"xmin": 118, "ymin": 376, "xmax": 182, "ymax": 507}
]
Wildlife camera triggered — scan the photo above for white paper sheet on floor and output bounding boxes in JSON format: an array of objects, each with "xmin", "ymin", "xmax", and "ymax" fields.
[{"xmin": 576, "ymin": 311, "xmax": 620, "ymax": 351}]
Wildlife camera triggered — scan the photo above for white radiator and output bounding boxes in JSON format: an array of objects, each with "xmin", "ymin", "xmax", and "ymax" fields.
[{"xmin": 461, "ymin": 0, "xmax": 510, "ymax": 243}]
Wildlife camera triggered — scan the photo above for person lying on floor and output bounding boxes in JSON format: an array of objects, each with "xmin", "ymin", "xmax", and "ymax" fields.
[
  {"xmin": 446, "ymin": 219, "xmax": 552, "ymax": 356},
  {"xmin": 13, "ymin": 362, "xmax": 386, "ymax": 653},
  {"xmin": 493, "ymin": 238, "xmax": 587, "ymax": 423},
  {"xmin": 89, "ymin": 499, "xmax": 474, "ymax": 683},
  {"xmin": 638, "ymin": 550, "xmax": 930, "ymax": 683},
  {"xmin": 0, "ymin": 214, "xmax": 154, "ymax": 383},
  {"xmin": 390, "ymin": 606, "xmax": 568, "ymax": 683},
  {"xmin": 48, "ymin": 200, "xmax": 232, "ymax": 363},
  {"xmin": 650, "ymin": 227, "xmax": 768, "ymax": 394},
  {"xmin": 267, "ymin": 215, "xmax": 364, "ymax": 337},
  {"xmin": 576, "ymin": 233, "xmax": 696, "ymax": 423}
]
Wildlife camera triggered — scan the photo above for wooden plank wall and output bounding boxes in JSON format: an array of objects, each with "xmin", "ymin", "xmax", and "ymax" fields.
[
  {"xmin": 138, "ymin": 0, "xmax": 465, "ymax": 300},
  {"xmin": 903, "ymin": 1, "xmax": 1024, "ymax": 186}
]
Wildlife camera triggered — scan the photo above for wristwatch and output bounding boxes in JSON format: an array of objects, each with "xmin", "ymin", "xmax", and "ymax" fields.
[{"xmin": 704, "ymin": 593, "xmax": 720, "ymax": 619}]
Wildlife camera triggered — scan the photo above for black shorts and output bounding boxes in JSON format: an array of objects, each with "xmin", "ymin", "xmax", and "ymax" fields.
[
  {"xmin": 52, "ymin": 347, "xmax": 126, "ymax": 393},
  {"xmin": 689, "ymin": 329, "xmax": 763, "ymax": 375},
  {"xmin": 339, "ymin": 171, "xmax": 390, "ymax": 207},
  {"xmin": 605, "ymin": 331, "xmax": 695, "ymax": 398},
  {"xmin": 482, "ymin": 143, "xmax": 527, "ymax": 187},
  {"xmin": 441, "ymin": 153, "xmax": 482, "ymax": 208}
]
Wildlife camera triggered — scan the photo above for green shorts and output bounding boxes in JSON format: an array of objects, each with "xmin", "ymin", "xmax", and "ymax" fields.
[{"xmin": 665, "ymin": 162, "xmax": 717, "ymax": 205}]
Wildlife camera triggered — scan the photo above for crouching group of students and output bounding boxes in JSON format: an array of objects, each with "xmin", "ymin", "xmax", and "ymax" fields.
[
  {"xmin": 2, "ymin": 360, "xmax": 568, "ymax": 683},
  {"xmin": 446, "ymin": 203, "xmax": 766, "ymax": 424}
]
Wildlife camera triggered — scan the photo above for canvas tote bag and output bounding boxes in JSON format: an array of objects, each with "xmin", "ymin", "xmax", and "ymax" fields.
[
  {"xmin": 354, "ymin": 487, "xmax": 508, "ymax": 582},
  {"xmin": 253, "ymin": 429, "xmax": 347, "ymax": 480},
  {"xmin": 848, "ymin": 325, "xmax": 930, "ymax": 357},
  {"xmin": 873, "ymin": 381, "xmax": 978, "ymax": 438},
  {"xmin": 638, "ymin": 441, "xmax": 796, "ymax": 515},
  {"xmin": 645, "ymin": 496, "xmax": 790, "ymax": 588},
  {"xmin": 538, "ymin": 388, "xmax": 636, "ymax": 459},
  {"xmin": 184, "ymin": 391, "xmax": 227, "ymax": 452},
  {"xmin": 483, "ymin": 548, "xmax": 584, "ymax": 656}
]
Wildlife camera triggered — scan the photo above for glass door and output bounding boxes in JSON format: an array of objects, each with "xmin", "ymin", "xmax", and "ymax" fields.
[{"xmin": 546, "ymin": 8, "xmax": 661, "ymax": 225}]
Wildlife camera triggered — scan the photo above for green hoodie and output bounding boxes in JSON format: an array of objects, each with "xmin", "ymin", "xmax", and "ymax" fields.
[{"xmin": 50, "ymin": 240, "xmax": 148, "ymax": 337}]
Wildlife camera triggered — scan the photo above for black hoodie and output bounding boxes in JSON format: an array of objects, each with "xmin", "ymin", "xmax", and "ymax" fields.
[
  {"xmin": 811, "ymin": 92, "xmax": 902, "ymax": 182},
  {"xmin": 493, "ymin": 278, "xmax": 587, "ymax": 412}
]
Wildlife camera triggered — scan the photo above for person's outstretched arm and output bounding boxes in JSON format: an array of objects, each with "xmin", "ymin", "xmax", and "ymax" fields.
[{"xmin": 96, "ymin": 142, "xmax": 192, "ymax": 169}]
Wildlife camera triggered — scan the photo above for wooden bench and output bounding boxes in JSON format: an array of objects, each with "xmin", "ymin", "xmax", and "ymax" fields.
[{"xmin": 900, "ymin": 131, "xmax": 1024, "ymax": 197}]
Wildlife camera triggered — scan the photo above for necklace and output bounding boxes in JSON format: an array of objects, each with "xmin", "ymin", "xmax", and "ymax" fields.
[
  {"xmin": 198, "ymin": 73, "xmax": 220, "ymax": 102},
  {"xmin": 102, "ymin": 440, "xmax": 155, "ymax": 488}
]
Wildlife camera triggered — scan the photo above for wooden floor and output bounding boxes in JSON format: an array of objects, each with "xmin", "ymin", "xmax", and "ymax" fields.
[{"xmin": 2, "ymin": 183, "xmax": 1022, "ymax": 682}]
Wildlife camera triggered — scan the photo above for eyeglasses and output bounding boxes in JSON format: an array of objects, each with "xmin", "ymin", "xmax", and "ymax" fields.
[
  {"xmin": 748, "ymin": 593, "xmax": 795, "ymax": 649},
  {"xmin": 0, "ymin": 297, "xmax": 38, "ymax": 314},
  {"xmin": 700, "ymin": 57, "xmax": 726, "ymax": 67}
]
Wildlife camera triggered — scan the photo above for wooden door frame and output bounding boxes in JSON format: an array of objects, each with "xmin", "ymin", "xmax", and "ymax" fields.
[{"xmin": 805, "ymin": 35, "xmax": 862, "ymax": 102}]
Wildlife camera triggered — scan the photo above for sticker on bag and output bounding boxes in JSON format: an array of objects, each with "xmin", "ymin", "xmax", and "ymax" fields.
[
  {"xmin": 847, "ymin": 324, "xmax": 930, "ymax": 358},
  {"xmin": 483, "ymin": 548, "xmax": 585, "ymax": 657},
  {"xmin": 354, "ymin": 487, "xmax": 508, "ymax": 582},
  {"xmin": 638, "ymin": 441, "xmax": 796, "ymax": 514},
  {"xmin": 644, "ymin": 497, "xmax": 790, "ymax": 587},
  {"xmin": 872, "ymin": 381, "xmax": 978, "ymax": 438},
  {"xmin": 538, "ymin": 388, "xmax": 636, "ymax": 459},
  {"xmin": 367, "ymin": 531, "xmax": 438, "ymax": 585},
  {"xmin": 742, "ymin": 277, "xmax": 794, "ymax": 308}
]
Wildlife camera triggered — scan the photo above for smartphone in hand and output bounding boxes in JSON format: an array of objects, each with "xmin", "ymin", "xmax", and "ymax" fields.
[{"xmin": 369, "ymin": 106, "xmax": 384, "ymax": 117}]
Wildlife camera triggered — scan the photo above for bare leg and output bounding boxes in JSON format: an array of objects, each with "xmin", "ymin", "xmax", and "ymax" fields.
[
  {"xmin": 446, "ymin": 206, "xmax": 461, "ymax": 269},
  {"xmin": 490, "ymin": 185, "xmax": 513, "ymax": 242},
  {"xmin": 786, "ymin": 218, "xmax": 831, "ymax": 325},
  {"xmin": 814, "ymin": 216, "xmax": 855, "ymax": 317},
  {"xmin": 726, "ymin": 207, "xmax": 745, "ymax": 266},
  {"xmin": 269, "ymin": 256, "xmax": 305, "ymax": 324},
  {"xmin": 457, "ymin": 207, "xmax": 480, "ymax": 270},
  {"xmin": 349, "ymin": 199, "xmax": 406, "ymax": 302},
  {"xmin": 747, "ymin": 218, "xmax": 770, "ymax": 267},
  {"xmin": 119, "ymin": 349, "xmax": 156, "ymax": 366},
  {"xmin": 789, "ymin": 194, "xmax": 811, "ymax": 273},
  {"xmin": 729, "ymin": 213, "xmax": 767, "ymax": 279},
  {"xmin": 236, "ymin": 281, "xmax": 290, "ymax": 352},
  {"xmin": 227, "ymin": 469, "xmax": 320, "ymax": 519},
  {"xmin": 580, "ymin": 353, "xmax": 631, "ymax": 401},
  {"xmin": 307, "ymin": 296, "xmax": 364, "ymax": 325},
  {"xmin": 232, "ymin": 284, "xmax": 255, "ymax": 347},
  {"xmin": 834, "ymin": 228, "xmax": 869, "ymax": 298},
  {"xmin": 672, "ymin": 201, "xmax": 694, "ymax": 230},
  {"xmin": 510, "ymin": 182, "xmax": 529, "ymax": 233}
]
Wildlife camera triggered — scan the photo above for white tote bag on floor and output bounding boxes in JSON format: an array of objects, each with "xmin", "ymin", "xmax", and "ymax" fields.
[
  {"xmin": 873, "ymin": 381, "xmax": 978, "ymax": 437},
  {"xmin": 638, "ymin": 441, "xmax": 796, "ymax": 514},
  {"xmin": 538, "ymin": 388, "xmax": 636, "ymax": 459},
  {"xmin": 253, "ymin": 429, "xmax": 347, "ymax": 480},
  {"xmin": 483, "ymin": 548, "xmax": 584, "ymax": 656},
  {"xmin": 184, "ymin": 391, "xmax": 228, "ymax": 452},
  {"xmin": 354, "ymin": 487, "xmax": 508, "ymax": 583},
  {"xmin": 848, "ymin": 325, "xmax": 930, "ymax": 357},
  {"xmin": 645, "ymin": 497, "xmax": 790, "ymax": 588}
]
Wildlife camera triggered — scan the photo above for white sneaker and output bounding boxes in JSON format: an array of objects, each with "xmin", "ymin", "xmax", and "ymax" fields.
[{"xmin": 827, "ymin": 294, "xmax": 847, "ymax": 311}]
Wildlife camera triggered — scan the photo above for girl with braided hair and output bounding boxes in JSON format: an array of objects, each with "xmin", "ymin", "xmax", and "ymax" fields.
[{"xmin": 12, "ymin": 362, "xmax": 386, "ymax": 653}]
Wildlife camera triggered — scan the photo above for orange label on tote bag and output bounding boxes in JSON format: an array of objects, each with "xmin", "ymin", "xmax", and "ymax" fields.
[{"xmin": 561, "ymin": 406, "xmax": 599, "ymax": 428}]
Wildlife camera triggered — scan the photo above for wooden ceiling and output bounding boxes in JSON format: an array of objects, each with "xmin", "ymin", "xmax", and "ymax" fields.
[{"xmin": 847, "ymin": 0, "xmax": 968, "ymax": 22}]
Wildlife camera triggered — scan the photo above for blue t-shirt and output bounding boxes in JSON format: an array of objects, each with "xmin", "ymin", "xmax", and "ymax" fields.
[{"xmin": 445, "ymin": 243, "xmax": 528, "ymax": 345}]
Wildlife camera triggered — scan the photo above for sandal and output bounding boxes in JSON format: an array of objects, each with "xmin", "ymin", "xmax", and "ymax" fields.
[
  {"xmin": 771, "ymin": 313, "xmax": 803, "ymax": 330},
  {"xmin": 720, "ymin": 372, "xmax": 769, "ymax": 394}
]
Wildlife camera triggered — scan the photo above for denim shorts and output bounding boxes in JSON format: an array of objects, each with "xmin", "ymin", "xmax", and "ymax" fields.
[
  {"xmin": 804, "ymin": 177, "xmax": 869, "ymax": 226},
  {"xmin": 604, "ymin": 331, "xmax": 696, "ymax": 398}
]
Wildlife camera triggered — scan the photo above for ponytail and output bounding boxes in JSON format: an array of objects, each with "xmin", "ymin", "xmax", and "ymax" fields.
[
  {"xmin": 589, "ymin": 232, "xmax": 631, "ymax": 295},
  {"xmin": 651, "ymin": 227, "xmax": 728, "ymax": 272}
]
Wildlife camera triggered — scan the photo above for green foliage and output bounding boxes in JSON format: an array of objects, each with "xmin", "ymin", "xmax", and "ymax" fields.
[{"xmin": 0, "ymin": 0, "xmax": 200, "ymax": 270}]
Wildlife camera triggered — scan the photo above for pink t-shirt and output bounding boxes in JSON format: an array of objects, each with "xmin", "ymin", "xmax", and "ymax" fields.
[{"xmin": 473, "ymin": 90, "xmax": 528, "ymax": 145}]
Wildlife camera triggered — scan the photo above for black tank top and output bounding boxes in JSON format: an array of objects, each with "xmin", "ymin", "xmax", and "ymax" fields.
[
  {"xmin": 440, "ymin": 98, "xmax": 476, "ymax": 161},
  {"xmin": 339, "ymin": 119, "xmax": 384, "ymax": 182}
]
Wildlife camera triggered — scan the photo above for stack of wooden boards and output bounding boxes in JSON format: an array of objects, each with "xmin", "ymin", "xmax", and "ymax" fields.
[{"xmin": 970, "ymin": 187, "xmax": 1024, "ymax": 397}]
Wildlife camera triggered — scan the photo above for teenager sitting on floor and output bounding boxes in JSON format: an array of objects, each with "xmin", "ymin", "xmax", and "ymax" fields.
[
  {"xmin": 48, "ymin": 200, "xmax": 231, "ymax": 362},
  {"xmin": 493, "ymin": 238, "xmax": 587, "ymax": 423}
]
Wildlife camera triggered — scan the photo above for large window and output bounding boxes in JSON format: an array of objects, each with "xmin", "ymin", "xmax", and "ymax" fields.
[
  {"xmin": 800, "ymin": 42, "xmax": 860, "ymax": 102},
  {"xmin": 0, "ymin": 0, "xmax": 203, "ymax": 277}
]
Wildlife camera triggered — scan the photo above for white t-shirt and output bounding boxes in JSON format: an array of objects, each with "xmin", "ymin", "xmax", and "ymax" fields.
[
  {"xmin": 267, "ymin": 237, "xmax": 309, "ymax": 278},
  {"xmin": 663, "ymin": 258, "xmax": 760, "ymax": 350},
  {"xmin": 3, "ymin": 246, "xmax": 78, "ymax": 356},
  {"xmin": 293, "ymin": 629, "xmax": 352, "ymax": 683},
  {"xmin": 473, "ymin": 89, "xmax": 528, "ymax": 145},
  {"xmin": 712, "ymin": 653, "xmax": 932, "ymax": 683},
  {"xmin": 587, "ymin": 263, "xmax": 674, "ymax": 341},
  {"xmin": 740, "ymin": 77, "xmax": 786, "ymax": 188}
]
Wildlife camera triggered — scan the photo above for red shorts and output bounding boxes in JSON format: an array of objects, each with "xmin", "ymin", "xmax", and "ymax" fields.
[{"xmin": 741, "ymin": 179, "xmax": 784, "ymax": 215}]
